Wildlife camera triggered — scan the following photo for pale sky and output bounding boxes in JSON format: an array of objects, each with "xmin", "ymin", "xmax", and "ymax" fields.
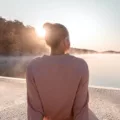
[{"xmin": 0, "ymin": 0, "xmax": 120, "ymax": 51}]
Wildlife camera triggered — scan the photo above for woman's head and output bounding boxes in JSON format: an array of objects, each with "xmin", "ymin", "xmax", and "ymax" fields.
[{"xmin": 43, "ymin": 22, "xmax": 70, "ymax": 54}]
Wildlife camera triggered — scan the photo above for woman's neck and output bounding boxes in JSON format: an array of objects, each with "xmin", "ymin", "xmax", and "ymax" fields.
[{"xmin": 51, "ymin": 49, "xmax": 65, "ymax": 55}]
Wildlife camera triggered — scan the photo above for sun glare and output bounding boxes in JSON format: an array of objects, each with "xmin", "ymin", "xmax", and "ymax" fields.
[{"xmin": 35, "ymin": 26, "xmax": 46, "ymax": 38}]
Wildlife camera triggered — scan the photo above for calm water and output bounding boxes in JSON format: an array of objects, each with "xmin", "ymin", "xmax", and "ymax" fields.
[
  {"xmin": 77, "ymin": 54, "xmax": 120, "ymax": 88},
  {"xmin": 0, "ymin": 54, "xmax": 120, "ymax": 88}
]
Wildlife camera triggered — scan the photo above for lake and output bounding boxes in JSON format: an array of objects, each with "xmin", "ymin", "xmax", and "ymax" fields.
[
  {"xmin": 77, "ymin": 54, "xmax": 120, "ymax": 88},
  {"xmin": 0, "ymin": 54, "xmax": 120, "ymax": 88}
]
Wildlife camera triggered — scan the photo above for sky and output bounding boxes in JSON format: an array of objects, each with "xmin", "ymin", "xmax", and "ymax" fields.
[{"xmin": 0, "ymin": 0, "xmax": 120, "ymax": 51}]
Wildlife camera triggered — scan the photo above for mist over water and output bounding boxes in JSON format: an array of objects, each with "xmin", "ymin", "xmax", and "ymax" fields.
[{"xmin": 0, "ymin": 54, "xmax": 120, "ymax": 88}]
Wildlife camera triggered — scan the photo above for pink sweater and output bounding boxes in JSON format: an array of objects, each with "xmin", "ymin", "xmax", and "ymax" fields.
[{"xmin": 26, "ymin": 54, "xmax": 89, "ymax": 120}]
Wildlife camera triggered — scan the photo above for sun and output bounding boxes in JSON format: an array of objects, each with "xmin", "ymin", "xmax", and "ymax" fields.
[{"xmin": 35, "ymin": 26, "xmax": 46, "ymax": 38}]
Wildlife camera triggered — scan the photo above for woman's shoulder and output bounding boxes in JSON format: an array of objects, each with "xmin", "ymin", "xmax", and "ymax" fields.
[
  {"xmin": 27, "ymin": 56, "xmax": 42, "ymax": 69},
  {"xmin": 69, "ymin": 54, "xmax": 87, "ymax": 64}
]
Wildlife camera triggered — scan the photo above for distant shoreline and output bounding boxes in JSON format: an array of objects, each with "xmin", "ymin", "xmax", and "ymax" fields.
[
  {"xmin": 0, "ymin": 53, "xmax": 120, "ymax": 57},
  {"xmin": 0, "ymin": 47, "xmax": 120, "ymax": 56},
  {"xmin": 69, "ymin": 48, "xmax": 120, "ymax": 54}
]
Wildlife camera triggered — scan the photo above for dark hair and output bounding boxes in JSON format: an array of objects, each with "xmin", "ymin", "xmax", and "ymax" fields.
[{"xmin": 43, "ymin": 22, "xmax": 69, "ymax": 49}]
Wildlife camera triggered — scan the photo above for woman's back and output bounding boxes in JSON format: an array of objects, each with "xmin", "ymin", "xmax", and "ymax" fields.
[{"xmin": 26, "ymin": 54, "xmax": 89, "ymax": 120}]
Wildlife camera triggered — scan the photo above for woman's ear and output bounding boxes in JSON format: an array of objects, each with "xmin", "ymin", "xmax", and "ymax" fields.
[{"xmin": 63, "ymin": 36, "xmax": 70, "ymax": 51}]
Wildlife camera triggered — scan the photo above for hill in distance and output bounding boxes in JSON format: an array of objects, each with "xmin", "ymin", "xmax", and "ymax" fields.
[
  {"xmin": 69, "ymin": 48, "xmax": 97, "ymax": 54},
  {"xmin": 101, "ymin": 50, "xmax": 120, "ymax": 54},
  {"xmin": 69, "ymin": 48, "xmax": 120, "ymax": 54}
]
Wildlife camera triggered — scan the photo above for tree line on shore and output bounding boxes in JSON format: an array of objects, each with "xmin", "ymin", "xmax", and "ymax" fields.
[
  {"xmin": 1, "ymin": 17, "xmax": 118, "ymax": 56},
  {"xmin": 0, "ymin": 17, "xmax": 49, "ymax": 56}
]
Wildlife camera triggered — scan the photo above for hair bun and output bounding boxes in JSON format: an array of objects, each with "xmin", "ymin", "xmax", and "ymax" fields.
[{"xmin": 43, "ymin": 22, "xmax": 53, "ymax": 29}]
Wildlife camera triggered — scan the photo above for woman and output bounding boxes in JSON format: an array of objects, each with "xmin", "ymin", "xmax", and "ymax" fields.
[{"xmin": 26, "ymin": 22, "xmax": 89, "ymax": 120}]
